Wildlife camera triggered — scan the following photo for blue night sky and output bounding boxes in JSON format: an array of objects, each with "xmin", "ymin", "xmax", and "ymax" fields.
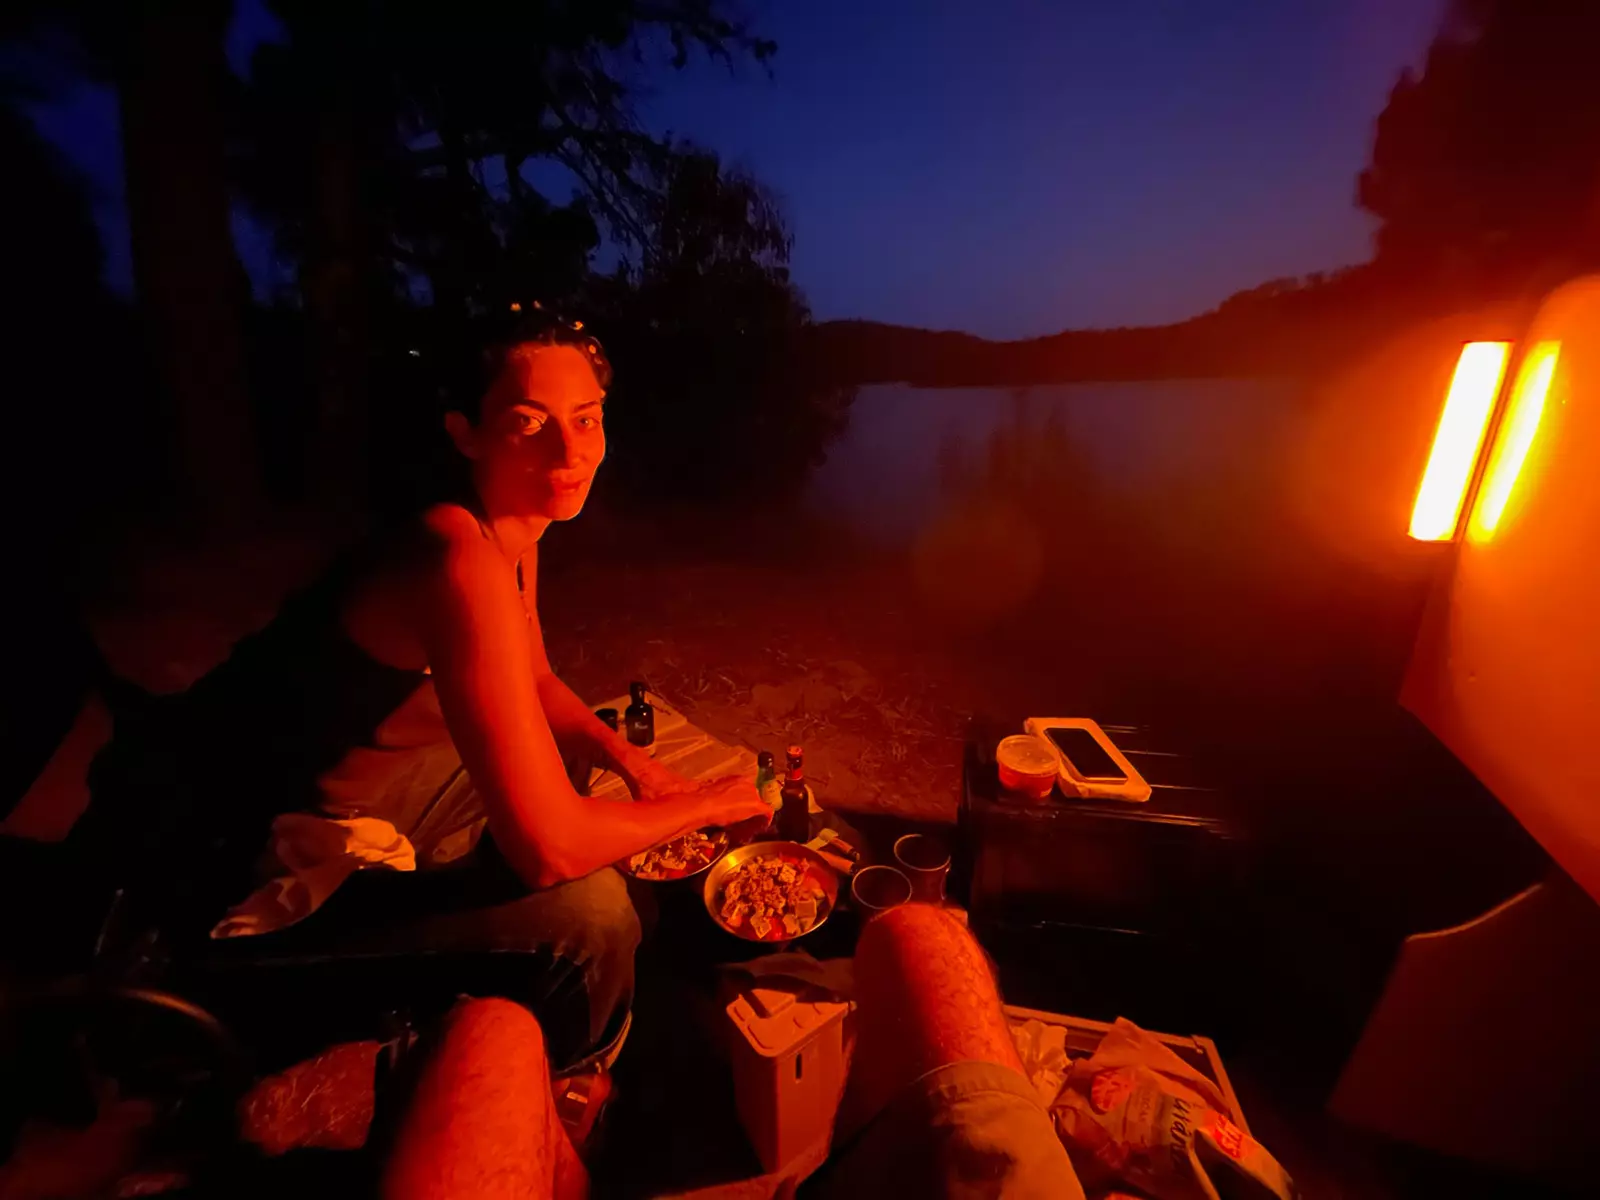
[{"xmin": 29, "ymin": 0, "xmax": 1445, "ymax": 339}]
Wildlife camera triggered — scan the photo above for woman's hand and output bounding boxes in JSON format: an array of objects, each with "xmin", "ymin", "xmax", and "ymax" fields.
[
  {"xmin": 626, "ymin": 761, "xmax": 771, "ymax": 837},
  {"xmin": 691, "ymin": 776, "xmax": 773, "ymax": 834},
  {"xmin": 627, "ymin": 757, "xmax": 698, "ymax": 803}
]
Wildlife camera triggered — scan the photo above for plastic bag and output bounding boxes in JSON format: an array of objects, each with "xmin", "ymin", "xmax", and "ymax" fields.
[
  {"xmin": 1050, "ymin": 1019, "xmax": 1296, "ymax": 1200},
  {"xmin": 1010, "ymin": 1017, "xmax": 1072, "ymax": 1106}
]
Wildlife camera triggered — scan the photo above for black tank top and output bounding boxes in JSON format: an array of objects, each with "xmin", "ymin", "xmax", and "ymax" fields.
[{"xmin": 85, "ymin": 544, "xmax": 461, "ymax": 921}]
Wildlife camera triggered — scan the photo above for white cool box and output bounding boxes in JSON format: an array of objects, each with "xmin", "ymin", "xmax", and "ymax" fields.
[{"xmin": 724, "ymin": 978, "xmax": 851, "ymax": 1181}]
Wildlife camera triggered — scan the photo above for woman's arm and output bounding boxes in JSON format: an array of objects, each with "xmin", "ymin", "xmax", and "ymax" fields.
[
  {"xmin": 532, "ymin": 663, "xmax": 678, "ymax": 797},
  {"xmin": 417, "ymin": 517, "xmax": 766, "ymax": 889}
]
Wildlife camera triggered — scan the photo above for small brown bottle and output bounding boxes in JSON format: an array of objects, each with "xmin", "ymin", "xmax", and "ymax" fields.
[
  {"xmin": 625, "ymin": 681, "xmax": 654, "ymax": 748},
  {"xmin": 779, "ymin": 744, "xmax": 810, "ymax": 842}
]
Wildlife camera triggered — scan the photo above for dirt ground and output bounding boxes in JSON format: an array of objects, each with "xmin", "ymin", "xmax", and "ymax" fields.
[{"xmin": 539, "ymin": 554, "xmax": 972, "ymax": 824}]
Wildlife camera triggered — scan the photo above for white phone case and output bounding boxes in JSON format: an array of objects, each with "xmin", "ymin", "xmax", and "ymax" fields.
[{"xmin": 1022, "ymin": 717, "xmax": 1152, "ymax": 803}]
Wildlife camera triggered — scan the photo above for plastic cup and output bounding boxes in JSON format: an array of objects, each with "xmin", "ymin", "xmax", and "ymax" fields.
[
  {"xmin": 893, "ymin": 833, "xmax": 950, "ymax": 903},
  {"xmin": 850, "ymin": 865, "xmax": 913, "ymax": 918},
  {"xmin": 996, "ymin": 734, "xmax": 1059, "ymax": 802}
]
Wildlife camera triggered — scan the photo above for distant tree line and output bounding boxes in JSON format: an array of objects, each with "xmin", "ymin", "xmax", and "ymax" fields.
[{"xmin": 806, "ymin": 265, "xmax": 1402, "ymax": 388}]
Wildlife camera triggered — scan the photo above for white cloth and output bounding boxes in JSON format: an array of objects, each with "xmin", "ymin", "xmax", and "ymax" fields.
[{"xmin": 210, "ymin": 813, "xmax": 416, "ymax": 939}]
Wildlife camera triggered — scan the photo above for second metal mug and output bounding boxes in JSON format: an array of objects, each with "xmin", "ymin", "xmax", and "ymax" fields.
[{"xmin": 893, "ymin": 833, "xmax": 951, "ymax": 904}]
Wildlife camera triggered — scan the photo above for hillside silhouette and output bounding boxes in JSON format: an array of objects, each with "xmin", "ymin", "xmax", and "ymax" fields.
[
  {"xmin": 809, "ymin": 264, "xmax": 1404, "ymax": 387},
  {"xmin": 815, "ymin": 0, "xmax": 1600, "ymax": 390}
]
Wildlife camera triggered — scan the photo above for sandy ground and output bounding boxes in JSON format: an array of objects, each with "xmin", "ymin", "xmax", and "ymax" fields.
[{"xmin": 539, "ymin": 555, "xmax": 972, "ymax": 824}]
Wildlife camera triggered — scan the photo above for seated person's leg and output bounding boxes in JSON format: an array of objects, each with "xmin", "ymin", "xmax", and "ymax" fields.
[
  {"xmin": 821, "ymin": 904, "xmax": 1084, "ymax": 1200},
  {"xmin": 392, "ymin": 861, "xmax": 641, "ymax": 1067},
  {"xmin": 384, "ymin": 998, "xmax": 585, "ymax": 1200},
  {"xmin": 842, "ymin": 903, "xmax": 1028, "ymax": 1130},
  {"xmin": 213, "ymin": 857, "xmax": 640, "ymax": 1072}
]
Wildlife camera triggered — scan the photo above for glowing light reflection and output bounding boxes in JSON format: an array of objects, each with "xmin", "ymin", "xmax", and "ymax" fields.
[
  {"xmin": 1409, "ymin": 342, "xmax": 1511, "ymax": 541},
  {"xmin": 1469, "ymin": 342, "xmax": 1561, "ymax": 541}
]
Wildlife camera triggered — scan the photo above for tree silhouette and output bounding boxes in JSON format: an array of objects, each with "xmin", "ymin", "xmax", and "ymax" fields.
[
  {"xmin": 595, "ymin": 143, "xmax": 853, "ymax": 505},
  {"xmin": 1360, "ymin": 0, "xmax": 1600, "ymax": 299},
  {"xmin": 0, "ymin": 50, "xmax": 130, "ymax": 541},
  {"xmin": 238, "ymin": 3, "xmax": 776, "ymax": 315},
  {"xmin": 8, "ymin": 0, "xmax": 260, "ymax": 523},
  {"xmin": 235, "ymin": 0, "xmax": 783, "ymax": 505}
]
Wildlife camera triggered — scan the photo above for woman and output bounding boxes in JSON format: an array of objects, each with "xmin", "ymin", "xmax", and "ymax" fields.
[{"xmin": 86, "ymin": 311, "xmax": 769, "ymax": 1067}]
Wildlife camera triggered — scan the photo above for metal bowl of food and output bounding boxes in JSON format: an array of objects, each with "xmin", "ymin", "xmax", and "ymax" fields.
[
  {"xmin": 702, "ymin": 840, "xmax": 840, "ymax": 942},
  {"xmin": 619, "ymin": 827, "xmax": 730, "ymax": 882}
]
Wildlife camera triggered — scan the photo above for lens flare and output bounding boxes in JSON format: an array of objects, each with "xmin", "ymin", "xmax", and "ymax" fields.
[
  {"xmin": 1469, "ymin": 342, "xmax": 1561, "ymax": 541},
  {"xmin": 1409, "ymin": 342, "xmax": 1511, "ymax": 541}
]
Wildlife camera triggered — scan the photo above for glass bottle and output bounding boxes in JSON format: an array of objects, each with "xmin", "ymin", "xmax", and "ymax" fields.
[
  {"xmin": 756, "ymin": 750, "xmax": 782, "ymax": 813},
  {"xmin": 779, "ymin": 745, "xmax": 810, "ymax": 842},
  {"xmin": 625, "ymin": 681, "xmax": 655, "ymax": 748}
]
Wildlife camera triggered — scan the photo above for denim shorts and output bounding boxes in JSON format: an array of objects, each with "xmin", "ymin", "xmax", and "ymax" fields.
[{"xmin": 810, "ymin": 1060, "xmax": 1085, "ymax": 1200}]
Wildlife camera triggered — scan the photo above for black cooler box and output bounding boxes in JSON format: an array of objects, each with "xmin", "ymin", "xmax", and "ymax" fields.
[{"xmin": 957, "ymin": 721, "xmax": 1249, "ymax": 940}]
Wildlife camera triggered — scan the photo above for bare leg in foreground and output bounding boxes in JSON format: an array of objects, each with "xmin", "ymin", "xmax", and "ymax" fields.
[
  {"xmin": 383, "ymin": 998, "xmax": 586, "ymax": 1200},
  {"xmin": 824, "ymin": 902, "xmax": 1084, "ymax": 1199},
  {"xmin": 381, "ymin": 908, "xmax": 1073, "ymax": 1199},
  {"xmin": 838, "ymin": 903, "xmax": 1026, "ymax": 1133}
]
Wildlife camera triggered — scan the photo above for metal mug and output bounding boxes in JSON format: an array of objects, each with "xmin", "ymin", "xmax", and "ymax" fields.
[
  {"xmin": 850, "ymin": 865, "xmax": 913, "ymax": 918},
  {"xmin": 893, "ymin": 833, "xmax": 951, "ymax": 904}
]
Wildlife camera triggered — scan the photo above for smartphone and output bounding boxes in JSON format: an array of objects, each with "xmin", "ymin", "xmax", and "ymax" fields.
[{"xmin": 1044, "ymin": 726, "xmax": 1128, "ymax": 783}]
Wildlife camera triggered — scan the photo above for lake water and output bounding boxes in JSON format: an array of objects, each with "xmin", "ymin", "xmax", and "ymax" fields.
[
  {"xmin": 803, "ymin": 379, "xmax": 1424, "ymax": 715},
  {"xmin": 806, "ymin": 380, "xmax": 1306, "ymax": 546}
]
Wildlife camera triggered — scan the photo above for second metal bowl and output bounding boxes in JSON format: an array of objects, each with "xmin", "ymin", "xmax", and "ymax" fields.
[{"xmin": 618, "ymin": 827, "xmax": 730, "ymax": 882}]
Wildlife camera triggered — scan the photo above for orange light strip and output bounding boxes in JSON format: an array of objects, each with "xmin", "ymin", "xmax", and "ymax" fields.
[
  {"xmin": 1409, "ymin": 342, "xmax": 1512, "ymax": 541},
  {"xmin": 1468, "ymin": 341, "xmax": 1561, "ymax": 541}
]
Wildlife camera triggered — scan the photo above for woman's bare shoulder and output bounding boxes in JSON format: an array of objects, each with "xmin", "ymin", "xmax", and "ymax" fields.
[
  {"xmin": 413, "ymin": 504, "xmax": 516, "ymax": 600},
  {"xmin": 419, "ymin": 501, "xmax": 491, "ymax": 547}
]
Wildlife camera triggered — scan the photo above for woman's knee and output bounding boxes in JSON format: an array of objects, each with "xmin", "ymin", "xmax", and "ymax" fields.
[
  {"xmin": 562, "ymin": 866, "xmax": 641, "ymax": 969},
  {"xmin": 548, "ymin": 869, "xmax": 639, "ymax": 1056},
  {"xmin": 483, "ymin": 865, "xmax": 641, "ymax": 968}
]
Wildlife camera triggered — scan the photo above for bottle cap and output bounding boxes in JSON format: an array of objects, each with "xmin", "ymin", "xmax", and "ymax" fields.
[
  {"xmin": 757, "ymin": 751, "xmax": 774, "ymax": 767},
  {"xmin": 787, "ymin": 744, "xmax": 803, "ymax": 758},
  {"xmin": 629, "ymin": 680, "xmax": 646, "ymax": 700}
]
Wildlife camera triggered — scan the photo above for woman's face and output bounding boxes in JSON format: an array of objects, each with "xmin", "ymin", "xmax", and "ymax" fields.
[{"xmin": 449, "ymin": 343, "xmax": 607, "ymax": 521}]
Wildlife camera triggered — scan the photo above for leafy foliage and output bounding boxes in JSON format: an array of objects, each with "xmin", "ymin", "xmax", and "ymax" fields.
[
  {"xmin": 228, "ymin": 1, "xmax": 847, "ymax": 510},
  {"xmin": 595, "ymin": 144, "xmax": 852, "ymax": 505},
  {"xmin": 0, "ymin": 73, "xmax": 155, "ymax": 537},
  {"xmin": 3, "ymin": 1, "xmax": 234, "ymax": 522},
  {"xmin": 1360, "ymin": 0, "xmax": 1600, "ymax": 296},
  {"xmin": 237, "ymin": 0, "xmax": 776, "ymax": 313}
]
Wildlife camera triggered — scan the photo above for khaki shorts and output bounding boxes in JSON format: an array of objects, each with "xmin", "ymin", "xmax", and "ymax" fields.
[{"xmin": 809, "ymin": 1060, "xmax": 1085, "ymax": 1200}]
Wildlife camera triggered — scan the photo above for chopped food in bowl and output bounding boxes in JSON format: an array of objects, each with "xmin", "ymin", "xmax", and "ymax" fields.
[
  {"xmin": 708, "ymin": 845, "xmax": 835, "ymax": 941},
  {"xmin": 622, "ymin": 828, "xmax": 728, "ymax": 881}
]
